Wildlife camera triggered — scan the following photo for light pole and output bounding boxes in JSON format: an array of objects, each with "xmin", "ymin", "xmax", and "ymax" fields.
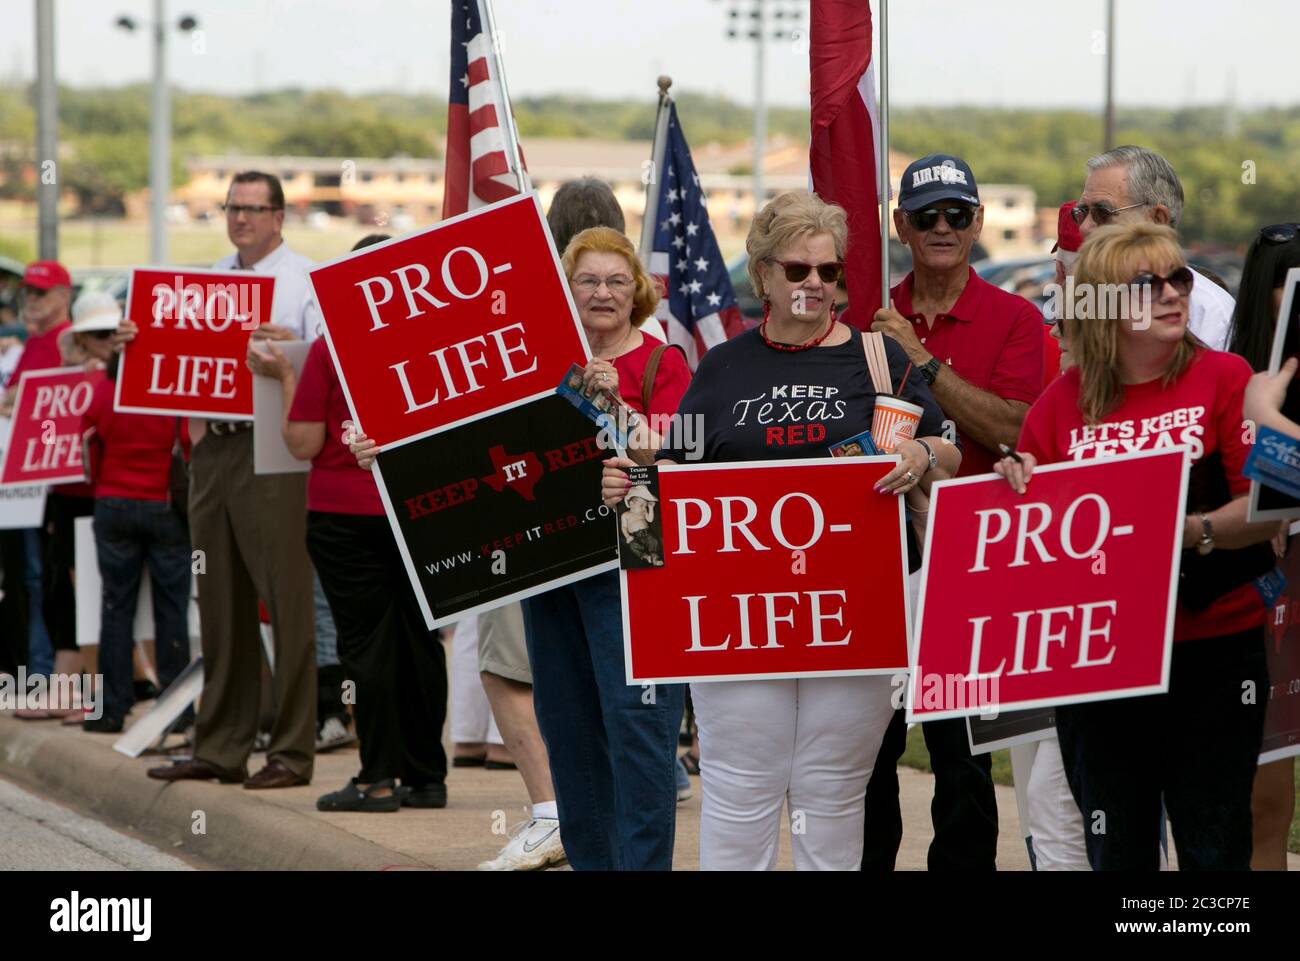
[
  {"xmin": 115, "ymin": 3, "xmax": 198, "ymax": 264},
  {"xmin": 35, "ymin": 0, "xmax": 57, "ymax": 260},
  {"xmin": 1103, "ymin": 0, "xmax": 1115, "ymax": 150},
  {"xmin": 717, "ymin": 0, "xmax": 805, "ymax": 214}
]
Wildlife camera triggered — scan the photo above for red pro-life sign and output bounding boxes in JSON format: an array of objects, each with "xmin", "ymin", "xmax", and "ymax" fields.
[
  {"xmin": 909, "ymin": 447, "xmax": 1188, "ymax": 722},
  {"xmin": 309, "ymin": 193, "xmax": 590, "ymax": 450},
  {"xmin": 0, "ymin": 367, "xmax": 104, "ymax": 486},
  {"xmin": 621, "ymin": 458, "xmax": 911, "ymax": 684},
  {"xmin": 115, "ymin": 267, "xmax": 274, "ymax": 420}
]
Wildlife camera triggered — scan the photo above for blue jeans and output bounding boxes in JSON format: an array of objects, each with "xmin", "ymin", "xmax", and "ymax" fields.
[
  {"xmin": 93, "ymin": 498, "xmax": 193, "ymax": 724},
  {"xmin": 23, "ymin": 528, "xmax": 52, "ymax": 676},
  {"xmin": 523, "ymin": 570, "xmax": 683, "ymax": 870}
]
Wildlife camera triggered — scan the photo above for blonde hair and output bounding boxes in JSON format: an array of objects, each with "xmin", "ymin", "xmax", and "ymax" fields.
[
  {"xmin": 746, "ymin": 191, "xmax": 848, "ymax": 300},
  {"xmin": 1071, "ymin": 222, "xmax": 1197, "ymax": 422},
  {"xmin": 561, "ymin": 227, "xmax": 659, "ymax": 327}
]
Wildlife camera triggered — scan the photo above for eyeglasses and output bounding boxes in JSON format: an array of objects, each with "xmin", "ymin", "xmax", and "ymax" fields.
[
  {"xmin": 221, "ymin": 203, "xmax": 281, "ymax": 216},
  {"xmin": 769, "ymin": 260, "xmax": 844, "ymax": 283},
  {"xmin": 905, "ymin": 206, "xmax": 976, "ymax": 232},
  {"xmin": 1070, "ymin": 201, "xmax": 1147, "ymax": 227},
  {"xmin": 19, "ymin": 287, "xmax": 51, "ymax": 299},
  {"xmin": 1129, "ymin": 266, "xmax": 1194, "ymax": 297},
  {"xmin": 1260, "ymin": 223, "xmax": 1300, "ymax": 244},
  {"xmin": 571, "ymin": 275, "xmax": 633, "ymax": 294}
]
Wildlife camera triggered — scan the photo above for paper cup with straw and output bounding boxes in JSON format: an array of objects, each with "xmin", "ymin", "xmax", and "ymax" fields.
[{"xmin": 871, "ymin": 395, "xmax": 924, "ymax": 453}]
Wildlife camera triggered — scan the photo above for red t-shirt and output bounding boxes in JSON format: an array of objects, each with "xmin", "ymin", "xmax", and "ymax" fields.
[
  {"xmin": 82, "ymin": 375, "xmax": 188, "ymax": 502},
  {"xmin": 288, "ymin": 338, "xmax": 383, "ymax": 515},
  {"xmin": 12, "ymin": 320, "xmax": 71, "ymax": 383},
  {"xmin": 891, "ymin": 269, "xmax": 1044, "ymax": 476},
  {"xmin": 1042, "ymin": 327, "xmax": 1062, "ymax": 387},
  {"xmin": 613, "ymin": 332, "xmax": 691, "ymax": 420},
  {"xmin": 1018, "ymin": 349, "xmax": 1265, "ymax": 642}
]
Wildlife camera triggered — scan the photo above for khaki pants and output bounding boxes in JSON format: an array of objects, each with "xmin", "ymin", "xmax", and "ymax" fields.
[{"xmin": 189, "ymin": 428, "xmax": 316, "ymax": 780}]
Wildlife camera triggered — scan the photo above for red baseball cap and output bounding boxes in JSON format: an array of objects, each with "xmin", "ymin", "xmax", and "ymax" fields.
[
  {"xmin": 1051, "ymin": 202, "xmax": 1083, "ymax": 254},
  {"xmin": 22, "ymin": 260, "xmax": 72, "ymax": 290}
]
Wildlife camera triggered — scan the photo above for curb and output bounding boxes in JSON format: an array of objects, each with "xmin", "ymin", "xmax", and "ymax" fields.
[{"xmin": 0, "ymin": 716, "xmax": 426, "ymax": 871}]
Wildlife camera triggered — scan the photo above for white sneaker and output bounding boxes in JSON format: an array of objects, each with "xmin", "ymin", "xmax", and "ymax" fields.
[
  {"xmin": 315, "ymin": 716, "xmax": 356, "ymax": 753},
  {"xmin": 476, "ymin": 817, "xmax": 567, "ymax": 871}
]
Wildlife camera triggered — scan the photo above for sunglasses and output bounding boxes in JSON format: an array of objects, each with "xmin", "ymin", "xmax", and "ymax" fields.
[
  {"xmin": 84, "ymin": 329, "xmax": 115, "ymax": 340},
  {"xmin": 1260, "ymin": 223, "xmax": 1300, "ymax": 244},
  {"xmin": 1129, "ymin": 266, "xmax": 1194, "ymax": 297},
  {"xmin": 906, "ymin": 206, "xmax": 975, "ymax": 232},
  {"xmin": 769, "ymin": 259, "xmax": 843, "ymax": 284},
  {"xmin": 1070, "ymin": 201, "xmax": 1147, "ymax": 227}
]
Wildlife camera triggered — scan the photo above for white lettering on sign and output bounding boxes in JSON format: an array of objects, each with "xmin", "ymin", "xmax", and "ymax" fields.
[
  {"xmin": 145, "ymin": 355, "xmax": 239, "ymax": 399},
  {"xmin": 386, "ymin": 322, "xmax": 538, "ymax": 414},
  {"xmin": 968, "ymin": 494, "xmax": 1115, "ymax": 573},
  {"xmin": 151, "ymin": 281, "xmax": 259, "ymax": 331},
  {"xmin": 673, "ymin": 492, "xmax": 829, "ymax": 555},
  {"xmin": 31, "ymin": 381, "xmax": 94, "ymax": 420},
  {"xmin": 966, "ymin": 600, "xmax": 1119, "ymax": 680},
  {"xmin": 683, "ymin": 589, "xmax": 853, "ymax": 653},
  {"xmin": 354, "ymin": 247, "xmax": 510, "ymax": 331}
]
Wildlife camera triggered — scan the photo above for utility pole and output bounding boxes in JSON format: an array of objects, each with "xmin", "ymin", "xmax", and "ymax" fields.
[
  {"xmin": 35, "ymin": 0, "xmax": 58, "ymax": 260},
  {"xmin": 116, "ymin": 4, "xmax": 199, "ymax": 264},
  {"xmin": 718, "ymin": 0, "xmax": 804, "ymax": 214},
  {"xmin": 1103, "ymin": 0, "xmax": 1116, "ymax": 150}
]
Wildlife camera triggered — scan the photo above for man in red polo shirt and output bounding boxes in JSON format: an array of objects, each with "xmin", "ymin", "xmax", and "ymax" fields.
[
  {"xmin": 2, "ymin": 260, "xmax": 73, "ymax": 412},
  {"xmin": 863, "ymin": 154, "xmax": 1044, "ymax": 872}
]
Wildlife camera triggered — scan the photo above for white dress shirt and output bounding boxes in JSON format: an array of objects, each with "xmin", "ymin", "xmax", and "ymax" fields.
[
  {"xmin": 214, "ymin": 240, "xmax": 321, "ymax": 342},
  {"xmin": 1187, "ymin": 266, "xmax": 1236, "ymax": 352}
]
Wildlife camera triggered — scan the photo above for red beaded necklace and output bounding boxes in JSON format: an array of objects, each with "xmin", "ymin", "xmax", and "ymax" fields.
[{"xmin": 758, "ymin": 302, "xmax": 838, "ymax": 353}]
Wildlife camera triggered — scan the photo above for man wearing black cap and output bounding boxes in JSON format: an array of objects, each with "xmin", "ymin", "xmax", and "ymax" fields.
[{"xmin": 864, "ymin": 154, "xmax": 1045, "ymax": 871}]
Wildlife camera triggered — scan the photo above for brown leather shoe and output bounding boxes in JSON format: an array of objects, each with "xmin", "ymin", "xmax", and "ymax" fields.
[
  {"xmin": 147, "ymin": 758, "xmax": 242, "ymax": 783},
  {"xmin": 244, "ymin": 759, "xmax": 309, "ymax": 790}
]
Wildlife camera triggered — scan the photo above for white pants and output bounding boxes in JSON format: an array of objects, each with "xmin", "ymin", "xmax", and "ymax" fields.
[
  {"xmin": 1013, "ymin": 736, "xmax": 1089, "ymax": 871},
  {"xmin": 449, "ymin": 616, "xmax": 502, "ymax": 746},
  {"xmin": 691, "ymin": 674, "xmax": 897, "ymax": 871}
]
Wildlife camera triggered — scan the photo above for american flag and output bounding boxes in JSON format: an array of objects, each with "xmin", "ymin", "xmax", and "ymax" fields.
[
  {"xmin": 443, "ymin": 1, "xmax": 524, "ymax": 219},
  {"xmin": 647, "ymin": 103, "xmax": 744, "ymax": 368}
]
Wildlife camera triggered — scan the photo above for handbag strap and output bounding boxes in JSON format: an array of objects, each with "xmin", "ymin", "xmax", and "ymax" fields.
[{"xmin": 641, "ymin": 344, "xmax": 667, "ymax": 413}]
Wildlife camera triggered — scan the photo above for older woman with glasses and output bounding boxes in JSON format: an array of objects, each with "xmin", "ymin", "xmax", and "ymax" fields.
[
  {"xmin": 996, "ymin": 222, "xmax": 1278, "ymax": 871},
  {"xmin": 350, "ymin": 227, "xmax": 691, "ymax": 869},
  {"xmin": 603, "ymin": 191, "xmax": 959, "ymax": 870}
]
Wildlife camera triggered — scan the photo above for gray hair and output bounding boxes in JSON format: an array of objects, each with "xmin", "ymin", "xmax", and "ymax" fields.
[
  {"xmin": 547, "ymin": 178, "xmax": 625, "ymax": 254},
  {"xmin": 1086, "ymin": 145, "xmax": 1184, "ymax": 227}
]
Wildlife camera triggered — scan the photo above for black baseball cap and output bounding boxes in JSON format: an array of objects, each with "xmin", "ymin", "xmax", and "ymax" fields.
[{"xmin": 898, "ymin": 154, "xmax": 980, "ymax": 211}]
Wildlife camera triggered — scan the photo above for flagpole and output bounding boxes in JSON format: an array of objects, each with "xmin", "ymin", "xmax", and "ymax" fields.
[
  {"xmin": 481, "ymin": 0, "xmax": 531, "ymax": 192},
  {"xmin": 878, "ymin": 0, "xmax": 890, "ymax": 310},
  {"xmin": 639, "ymin": 75, "xmax": 673, "ymax": 265}
]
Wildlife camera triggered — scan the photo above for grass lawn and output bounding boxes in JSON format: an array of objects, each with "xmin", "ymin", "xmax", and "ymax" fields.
[{"xmin": 900, "ymin": 725, "xmax": 1300, "ymax": 855}]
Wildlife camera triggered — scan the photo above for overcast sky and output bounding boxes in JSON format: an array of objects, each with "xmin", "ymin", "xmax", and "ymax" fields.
[{"xmin": 5, "ymin": 0, "xmax": 1295, "ymax": 110}]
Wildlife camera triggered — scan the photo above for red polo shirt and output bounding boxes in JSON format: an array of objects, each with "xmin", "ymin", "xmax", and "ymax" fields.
[{"xmin": 891, "ymin": 268, "xmax": 1044, "ymax": 476}]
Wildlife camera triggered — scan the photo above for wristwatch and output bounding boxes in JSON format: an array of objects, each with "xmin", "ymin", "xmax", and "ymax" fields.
[
  {"xmin": 919, "ymin": 357, "xmax": 943, "ymax": 385},
  {"xmin": 914, "ymin": 438, "xmax": 938, "ymax": 475},
  {"xmin": 1194, "ymin": 513, "xmax": 1214, "ymax": 555}
]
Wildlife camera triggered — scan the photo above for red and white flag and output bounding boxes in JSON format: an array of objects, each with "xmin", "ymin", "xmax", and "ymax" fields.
[
  {"xmin": 443, "ymin": 1, "xmax": 526, "ymax": 218},
  {"xmin": 810, "ymin": 0, "xmax": 883, "ymax": 326}
]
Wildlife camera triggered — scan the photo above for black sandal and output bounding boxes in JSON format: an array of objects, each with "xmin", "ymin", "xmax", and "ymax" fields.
[
  {"xmin": 680, "ymin": 752, "xmax": 701, "ymax": 776},
  {"xmin": 316, "ymin": 777, "xmax": 401, "ymax": 812}
]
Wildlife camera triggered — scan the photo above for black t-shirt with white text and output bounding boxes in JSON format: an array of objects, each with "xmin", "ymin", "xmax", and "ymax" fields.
[{"xmin": 658, "ymin": 327, "xmax": 951, "ymax": 570}]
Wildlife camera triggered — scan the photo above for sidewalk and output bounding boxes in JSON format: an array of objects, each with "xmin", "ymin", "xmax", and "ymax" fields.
[{"xmin": 0, "ymin": 708, "xmax": 1039, "ymax": 871}]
